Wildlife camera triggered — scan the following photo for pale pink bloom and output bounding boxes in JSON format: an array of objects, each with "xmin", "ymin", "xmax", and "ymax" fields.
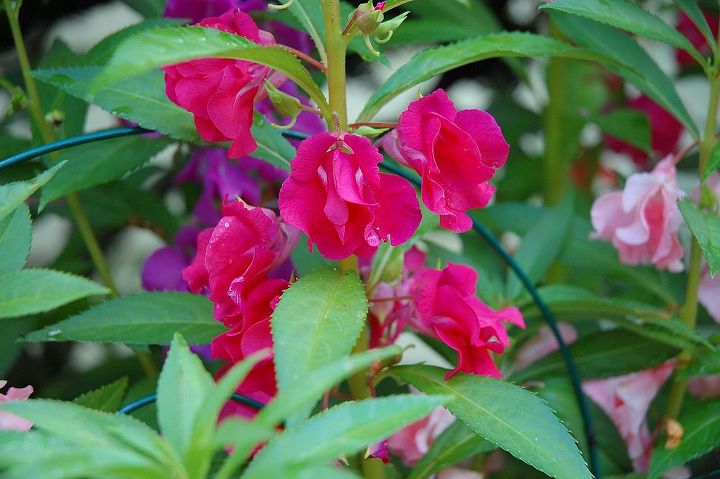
[
  {"xmin": 688, "ymin": 375, "xmax": 720, "ymax": 399},
  {"xmin": 387, "ymin": 406, "xmax": 455, "ymax": 466},
  {"xmin": 514, "ymin": 322, "xmax": 578, "ymax": 370},
  {"xmin": 583, "ymin": 362, "xmax": 674, "ymax": 472},
  {"xmin": 590, "ymin": 155, "xmax": 684, "ymax": 272},
  {"xmin": 0, "ymin": 380, "xmax": 33, "ymax": 432},
  {"xmin": 699, "ymin": 266, "xmax": 720, "ymax": 323},
  {"xmin": 437, "ymin": 468, "xmax": 483, "ymax": 479}
]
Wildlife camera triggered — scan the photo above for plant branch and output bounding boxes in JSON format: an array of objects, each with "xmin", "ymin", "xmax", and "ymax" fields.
[
  {"xmin": 278, "ymin": 45, "xmax": 327, "ymax": 72},
  {"xmin": 322, "ymin": 0, "xmax": 349, "ymax": 129}
]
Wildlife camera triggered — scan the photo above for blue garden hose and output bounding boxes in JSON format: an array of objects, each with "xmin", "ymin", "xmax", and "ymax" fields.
[{"xmin": 117, "ymin": 392, "xmax": 265, "ymax": 415}]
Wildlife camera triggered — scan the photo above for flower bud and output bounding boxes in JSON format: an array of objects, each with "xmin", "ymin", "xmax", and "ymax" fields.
[
  {"xmin": 264, "ymin": 80, "xmax": 303, "ymax": 129},
  {"xmin": 354, "ymin": 0, "xmax": 384, "ymax": 35}
]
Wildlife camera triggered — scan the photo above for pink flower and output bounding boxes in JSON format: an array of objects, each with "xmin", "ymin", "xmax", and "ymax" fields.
[
  {"xmin": 583, "ymin": 362, "xmax": 674, "ymax": 472},
  {"xmin": 382, "ymin": 89, "xmax": 509, "ymax": 233},
  {"xmin": 514, "ymin": 323, "xmax": 578, "ymax": 370},
  {"xmin": 688, "ymin": 375, "xmax": 720, "ymax": 400},
  {"xmin": 278, "ymin": 132, "xmax": 421, "ymax": 260},
  {"xmin": 164, "ymin": 10, "xmax": 275, "ymax": 158},
  {"xmin": 699, "ymin": 265, "xmax": 720, "ymax": 323},
  {"xmin": 437, "ymin": 468, "xmax": 484, "ymax": 479},
  {"xmin": 183, "ymin": 200, "xmax": 297, "ymax": 325},
  {"xmin": 605, "ymin": 96, "xmax": 683, "ymax": 167},
  {"xmin": 590, "ymin": 155, "xmax": 684, "ymax": 272},
  {"xmin": 0, "ymin": 380, "xmax": 33, "ymax": 432},
  {"xmin": 676, "ymin": 11, "xmax": 719, "ymax": 68},
  {"xmin": 409, "ymin": 263, "xmax": 525, "ymax": 379},
  {"xmin": 387, "ymin": 406, "xmax": 455, "ymax": 465}
]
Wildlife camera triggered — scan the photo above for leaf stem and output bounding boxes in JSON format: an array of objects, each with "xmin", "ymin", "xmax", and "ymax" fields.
[
  {"xmin": 322, "ymin": 0, "xmax": 349, "ymax": 129},
  {"xmin": 278, "ymin": 45, "xmax": 327, "ymax": 72}
]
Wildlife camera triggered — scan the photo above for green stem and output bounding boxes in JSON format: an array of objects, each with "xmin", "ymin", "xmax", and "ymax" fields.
[
  {"xmin": 664, "ymin": 72, "xmax": 720, "ymax": 422},
  {"xmin": 322, "ymin": 0, "xmax": 348, "ymax": 129},
  {"xmin": 4, "ymin": 0, "xmax": 118, "ymax": 296}
]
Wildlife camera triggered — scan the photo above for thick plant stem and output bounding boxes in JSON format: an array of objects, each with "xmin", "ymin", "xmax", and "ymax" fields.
[
  {"xmin": 322, "ymin": 0, "xmax": 349, "ymax": 129},
  {"xmin": 664, "ymin": 73, "xmax": 720, "ymax": 422},
  {"xmin": 4, "ymin": 1, "xmax": 119, "ymax": 296}
]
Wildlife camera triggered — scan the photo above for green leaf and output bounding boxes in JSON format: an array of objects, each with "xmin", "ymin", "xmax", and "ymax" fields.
[
  {"xmin": 674, "ymin": 0, "xmax": 715, "ymax": 51},
  {"xmin": 213, "ymin": 419, "xmax": 277, "ymax": 478},
  {"xmin": 594, "ymin": 108, "xmax": 651, "ymax": 153},
  {"xmin": 40, "ymin": 136, "xmax": 171, "ymax": 209},
  {"xmin": 121, "ymin": 0, "xmax": 165, "ymax": 17},
  {"xmin": 357, "ymin": 31, "xmax": 617, "ymax": 122},
  {"xmin": 244, "ymin": 395, "xmax": 447, "ymax": 478},
  {"xmin": 251, "ymin": 113, "xmax": 296, "ymax": 170},
  {"xmin": 274, "ymin": 0, "xmax": 327, "ymax": 65},
  {"xmin": 512, "ymin": 330, "xmax": 679, "ymax": 382},
  {"xmin": 703, "ymin": 143, "xmax": 720, "ymax": 180},
  {"xmin": 550, "ymin": 11, "xmax": 698, "ymax": 137},
  {"xmin": 73, "ymin": 377, "xmax": 128, "ymax": 412},
  {"xmin": 0, "ymin": 162, "xmax": 65, "ymax": 222},
  {"xmin": 34, "ymin": 68, "xmax": 199, "ymax": 141},
  {"xmin": 679, "ymin": 199, "xmax": 720, "ymax": 276},
  {"xmin": 258, "ymin": 345, "xmax": 402, "ymax": 427},
  {"xmin": 271, "ymin": 267, "xmax": 368, "ymax": 423},
  {"xmin": 0, "ymin": 204, "xmax": 31, "ymax": 272},
  {"xmin": 648, "ymin": 401, "xmax": 720, "ymax": 479},
  {"xmin": 392, "ymin": 364, "xmax": 592, "ymax": 479},
  {"xmin": 408, "ymin": 420, "xmax": 494, "ymax": 479},
  {"xmin": 24, "ymin": 292, "xmax": 224, "ymax": 345},
  {"xmin": 679, "ymin": 342, "xmax": 720, "ymax": 379},
  {"xmin": 0, "ymin": 269, "xmax": 109, "ymax": 319},
  {"xmin": 506, "ymin": 193, "xmax": 573, "ymax": 299},
  {"xmin": 540, "ymin": 0, "xmax": 702, "ymax": 62},
  {"xmin": 95, "ymin": 26, "xmax": 329, "ymax": 117}
]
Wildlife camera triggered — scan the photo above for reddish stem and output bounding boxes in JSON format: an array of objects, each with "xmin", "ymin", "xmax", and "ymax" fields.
[{"xmin": 279, "ymin": 45, "xmax": 327, "ymax": 72}]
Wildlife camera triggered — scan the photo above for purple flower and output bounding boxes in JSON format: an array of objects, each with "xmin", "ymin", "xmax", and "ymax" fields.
[{"xmin": 142, "ymin": 225, "xmax": 200, "ymax": 292}]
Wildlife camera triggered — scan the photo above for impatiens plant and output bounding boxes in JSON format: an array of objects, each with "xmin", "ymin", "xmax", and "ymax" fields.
[{"xmin": 1, "ymin": 0, "xmax": 720, "ymax": 478}]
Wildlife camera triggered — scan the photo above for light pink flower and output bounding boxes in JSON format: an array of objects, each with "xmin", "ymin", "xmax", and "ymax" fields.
[
  {"xmin": 278, "ymin": 132, "xmax": 421, "ymax": 260},
  {"xmin": 437, "ymin": 468, "xmax": 484, "ymax": 479},
  {"xmin": 382, "ymin": 89, "xmax": 509, "ymax": 233},
  {"xmin": 387, "ymin": 406, "xmax": 455, "ymax": 465},
  {"xmin": 0, "ymin": 380, "xmax": 33, "ymax": 432},
  {"xmin": 164, "ymin": 10, "xmax": 275, "ymax": 158},
  {"xmin": 514, "ymin": 322, "xmax": 578, "ymax": 370},
  {"xmin": 688, "ymin": 375, "xmax": 720, "ymax": 400},
  {"xmin": 583, "ymin": 362, "xmax": 674, "ymax": 472},
  {"xmin": 590, "ymin": 155, "xmax": 684, "ymax": 272}
]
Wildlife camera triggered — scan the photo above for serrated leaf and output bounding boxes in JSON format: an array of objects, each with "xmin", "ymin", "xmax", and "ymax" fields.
[
  {"xmin": 357, "ymin": 32, "xmax": 617, "ymax": 122},
  {"xmin": 674, "ymin": 0, "xmax": 715, "ymax": 51},
  {"xmin": 540, "ymin": 0, "xmax": 701, "ymax": 61},
  {"xmin": 550, "ymin": 11, "xmax": 698, "ymax": 137},
  {"xmin": 0, "ymin": 269, "xmax": 109, "ymax": 319},
  {"xmin": 213, "ymin": 419, "xmax": 276, "ymax": 478},
  {"xmin": 73, "ymin": 377, "xmax": 128, "ymax": 412},
  {"xmin": 594, "ymin": 108, "xmax": 651, "ymax": 153},
  {"xmin": 95, "ymin": 26, "xmax": 329, "ymax": 116},
  {"xmin": 0, "ymin": 204, "xmax": 31, "ymax": 272},
  {"xmin": 648, "ymin": 401, "xmax": 720, "ymax": 479},
  {"xmin": 24, "ymin": 292, "xmax": 224, "ymax": 344},
  {"xmin": 408, "ymin": 420, "xmax": 493, "ymax": 479},
  {"xmin": 40, "ymin": 136, "xmax": 171, "ymax": 208},
  {"xmin": 0, "ymin": 162, "xmax": 65, "ymax": 222},
  {"xmin": 251, "ymin": 113, "xmax": 295, "ymax": 170},
  {"xmin": 512, "ymin": 330, "xmax": 679, "ymax": 382},
  {"xmin": 271, "ymin": 267, "xmax": 368, "ymax": 424},
  {"xmin": 392, "ymin": 364, "xmax": 592, "ymax": 479},
  {"xmin": 244, "ymin": 395, "xmax": 446, "ymax": 478},
  {"xmin": 679, "ymin": 200, "xmax": 720, "ymax": 276}
]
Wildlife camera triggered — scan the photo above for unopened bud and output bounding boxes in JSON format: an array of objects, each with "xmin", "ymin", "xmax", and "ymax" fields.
[
  {"xmin": 45, "ymin": 110, "xmax": 65, "ymax": 127},
  {"xmin": 374, "ymin": 11, "xmax": 409, "ymax": 44},
  {"xmin": 264, "ymin": 80, "xmax": 303, "ymax": 129},
  {"xmin": 354, "ymin": 125, "xmax": 389, "ymax": 138},
  {"xmin": 354, "ymin": 0, "xmax": 384, "ymax": 35}
]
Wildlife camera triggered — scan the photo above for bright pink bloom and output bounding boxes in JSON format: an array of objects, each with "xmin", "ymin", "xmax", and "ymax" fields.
[
  {"xmin": 410, "ymin": 263, "xmax": 525, "ymax": 379},
  {"xmin": 0, "ymin": 380, "xmax": 33, "ymax": 432},
  {"xmin": 605, "ymin": 96, "xmax": 683, "ymax": 166},
  {"xmin": 164, "ymin": 10, "xmax": 275, "ymax": 158},
  {"xmin": 382, "ymin": 89, "xmax": 509, "ymax": 233},
  {"xmin": 514, "ymin": 322, "xmax": 577, "ymax": 370},
  {"xmin": 278, "ymin": 132, "xmax": 421, "ymax": 260},
  {"xmin": 583, "ymin": 362, "xmax": 674, "ymax": 472},
  {"xmin": 590, "ymin": 155, "xmax": 684, "ymax": 272},
  {"xmin": 387, "ymin": 406, "xmax": 455, "ymax": 465},
  {"xmin": 183, "ymin": 200, "xmax": 297, "ymax": 325},
  {"xmin": 676, "ymin": 11, "xmax": 719, "ymax": 68},
  {"xmin": 688, "ymin": 375, "xmax": 720, "ymax": 400}
]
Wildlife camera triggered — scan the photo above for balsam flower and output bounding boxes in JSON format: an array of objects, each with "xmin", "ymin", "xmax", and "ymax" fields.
[
  {"xmin": 164, "ymin": 9, "xmax": 275, "ymax": 158},
  {"xmin": 278, "ymin": 132, "xmax": 421, "ymax": 260},
  {"xmin": 382, "ymin": 89, "xmax": 509, "ymax": 233},
  {"xmin": 387, "ymin": 406, "xmax": 455, "ymax": 465},
  {"xmin": 514, "ymin": 323, "xmax": 578, "ymax": 370},
  {"xmin": 676, "ymin": 11, "xmax": 719, "ymax": 68},
  {"xmin": 590, "ymin": 155, "xmax": 684, "ymax": 272},
  {"xmin": 0, "ymin": 380, "xmax": 33, "ymax": 432}
]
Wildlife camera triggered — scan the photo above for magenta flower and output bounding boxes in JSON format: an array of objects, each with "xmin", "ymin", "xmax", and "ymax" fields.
[
  {"xmin": 164, "ymin": 10, "xmax": 275, "ymax": 158},
  {"xmin": 278, "ymin": 132, "xmax": 421, "ymax": 260},
  {"xmin": 0, "ymin": 380, "xmax": 33, "ymax": 432},
  {"xmin": 676, "ymin": 11, "xmax": 719, "ymax": 68},
  {"xmin": 382, "ymin": 89, "xmax": 509, "ymax": 233},
  {"xmin": 583, "ymin": 362, "xmax": 674, "ymax": 472},
  {"xmin": 591, "ymin": 155, "xmax": 684, "ymax": 272},
  {"xmin": 409, "ymin": 263, "xmax": 525, "ymax": 379},
  {"xmin": 164, "ymin": 0, "xmax": 266, "ymax": 23}
]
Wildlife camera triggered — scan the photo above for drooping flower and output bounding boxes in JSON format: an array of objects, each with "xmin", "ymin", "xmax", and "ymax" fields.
[
  {"xmin": 382, "ymin": 89, "xmax": 509, "ymax": 233},
  {"xmin": 605, "ymin": 95, "xmax": 683, "ymax": 167},
  {"xmin": 0, "ymin": 380, "xmax": 33, "ymax": 432},
  {"xmin": 583, "ymin": 362, "xmax": 674, "ymax": 472},
  {"xmin": 676, "ymin": 11, "xmax": 719, "ymax": 68},
  {"xmin": 409, "ymin": 262, "xmax": 525, "ymax": 379},
  {"xmin": 514, "ymin": 322, "xmax": 578, "ymax": 370},
  {"xmin": 164, "ymin": 10, "xmax": 275, "ymax": 158},
  {"xmin": 590, "ymin": 155, "xmax": 684, "ymax": 272},
  {"xmin": 278, "ymin": 132, "xmax": 421, "ymax": 260},
  {"xmin": 387, "ymin": 406, "xmax": 455, "ymax": 465}
]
